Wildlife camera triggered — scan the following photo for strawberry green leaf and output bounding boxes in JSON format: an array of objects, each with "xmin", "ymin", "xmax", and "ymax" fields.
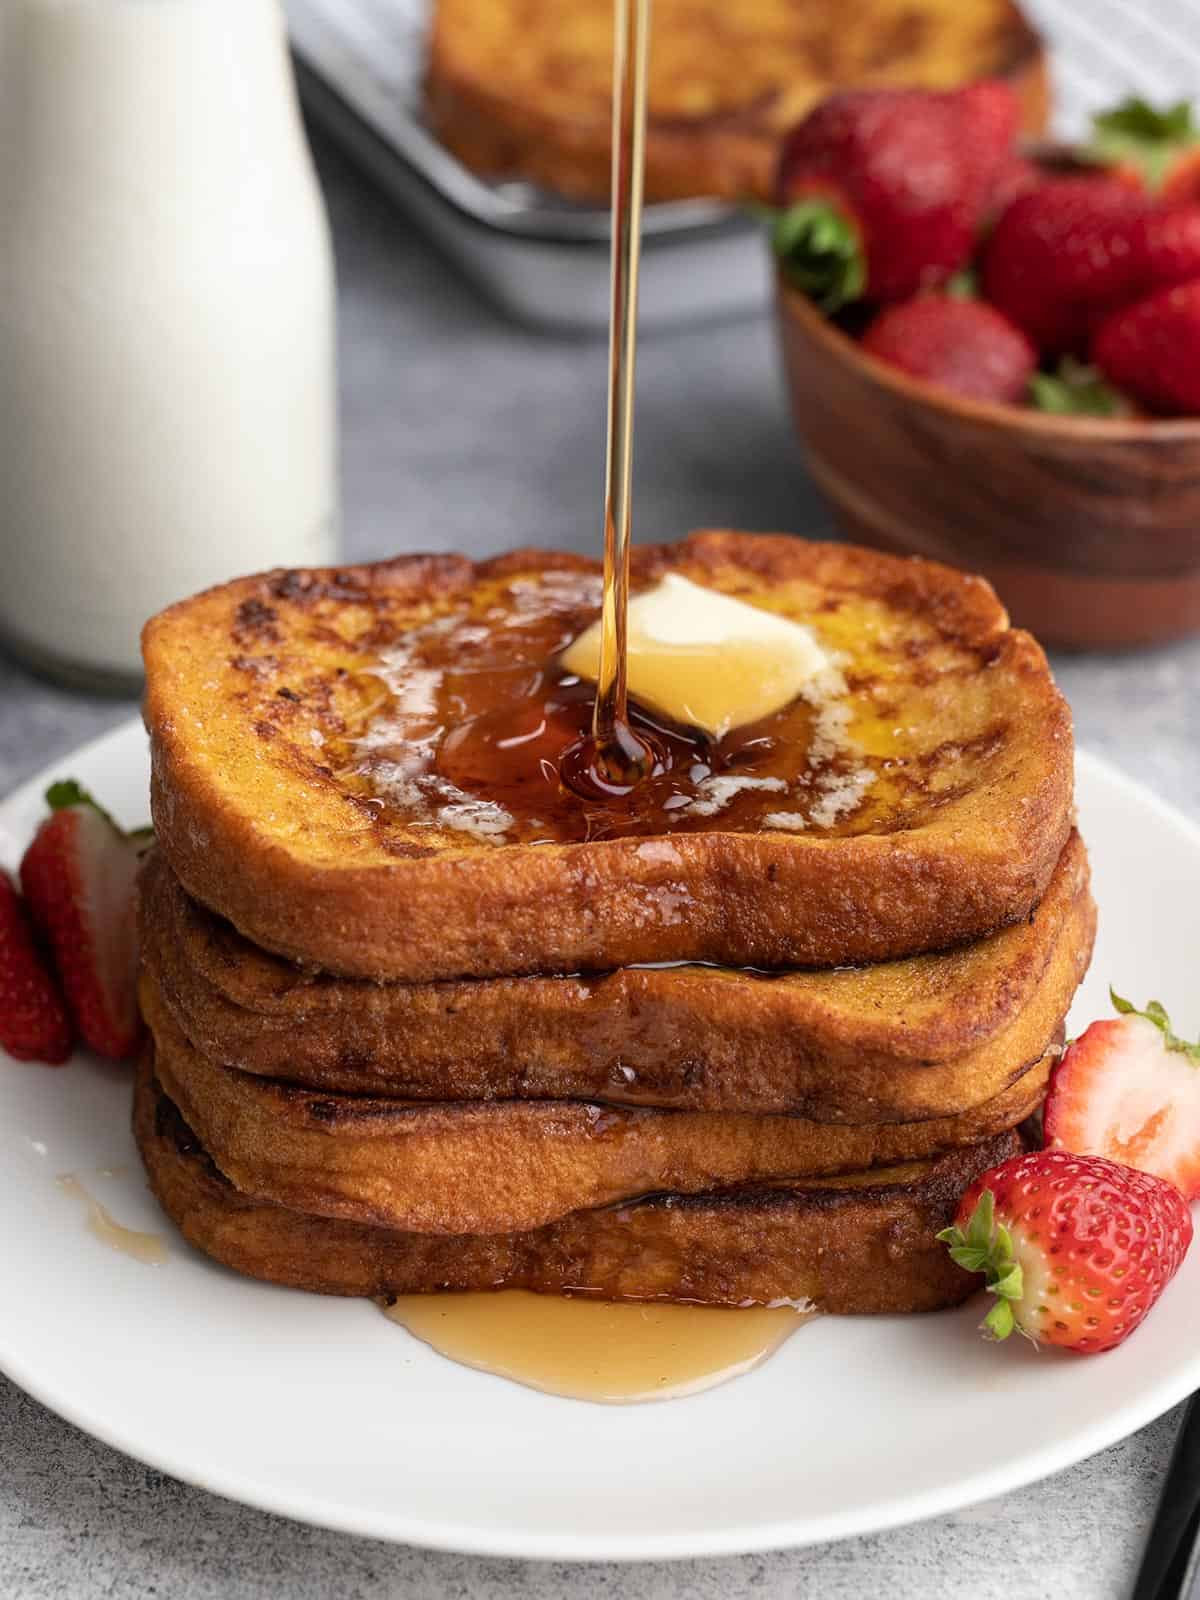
[
  {"xmin": 966, "ymin": 1187, "xmax": 995, "ymax": 1253},
  {"xmin": 771, "ymin": 201, "xmax": 867, "ymax": 312},
  {"xmin": 939, "ymin": 1187, "xmax": 1028, "ymax": 1340},
  {"xmin": 945, "ymin": 1246, "xmax": 991, "ymax": 1272},
  {"xmin": 45, "ymin": 778, "xmax": 93, "ymax": 811},
  {"xmin": 989, "ymin": 1260, "xmax": 1024, "ymax": 1303},
  {"xmin": 1094, "ymin": 98, "xmax": 1195, "ymax": 144},
  {"xmin": 945, "ymin": 269, "xmax": 978, "ymax": 301},
  {"xmin": 44, "ymin": 779, "xmax": 124, "ymax": 835},
  {"xmin": 1089, "ymin": 96, "xmax": 1200, "ymax": 190},
  {"xmin": 940, "ymin": 1187, "xmax": 997, "ymax": 1264},
  {"xmin": 41, "ymin": 774, "xmax": 147, "ymax": 838},
  {"xmin": 983, "ymin": 1299, "xmax": 1016, "ymax": 1341},
  {"xmin": 1145, "ymin": 1000, "xmax": 1173, "ymax": 1032},
  {"xmin": 1029, "ymin": 360, "xmax": 1133, "ymax": 418},
  {"xmin": 1110, "ymin": 988, "xmax": 1200, "ymax": 1064}
]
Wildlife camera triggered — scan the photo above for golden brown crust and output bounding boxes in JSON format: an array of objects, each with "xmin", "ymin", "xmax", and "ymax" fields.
[
  {"xmin": 142, "ymin": 971, "xmax": 1051, "ymax": 1236},
  {"xmin": 426, "ymin": 0, "xmax": 1049, "ymax": 204},
  {"xmin": 135, "ymin": 1058, "xmax": 1018, "ymax": 1312},
  {"xmin": 142, "ymin": 834, "xmax": 1093, "ymax": 1121},
  {"xmin": 142, "ymin": 532, "xmax": 1075, "ymax": 982}
]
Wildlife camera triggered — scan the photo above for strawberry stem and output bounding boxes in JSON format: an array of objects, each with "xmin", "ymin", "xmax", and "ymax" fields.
[
  {"xmin": 1088, "ymin": 97, "xmax": 1199, "ymax": 190},
  {"xmin": 937, "ymin": 1188, "xmax": 1025, "ymax": 1341},
  {"xmin": 771, "ymin": 201, "xmax": 866, "ymax": 312}
]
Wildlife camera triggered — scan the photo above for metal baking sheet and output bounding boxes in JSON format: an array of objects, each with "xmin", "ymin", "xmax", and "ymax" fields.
[
  {"xmin": 284, "ymin": 0, "xmax": 770, "ymax": 332},
  {"xmin": 286, "ymin": 0, "xmax": 1200, "ymax": 330}
]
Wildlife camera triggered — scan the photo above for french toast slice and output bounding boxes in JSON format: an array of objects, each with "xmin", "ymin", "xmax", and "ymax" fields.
[
  {"xmin": 136, "ymin": 1059, "xmax": 1020, "ymax": 1312},
  {"xmin": 143, "ymin": 973, "xmax": 1051, "ymax": 1235},
  {"xmin": 426, "ymin": 0, "xmax": 1049, "ymax": 204},
  {"xmin": 141, "ymin": 832, "xmax": 1093, "ymax": 1122},
  {"xmin": 142, "ymin": 533, "xmax": 1074, "ymax": 983}
]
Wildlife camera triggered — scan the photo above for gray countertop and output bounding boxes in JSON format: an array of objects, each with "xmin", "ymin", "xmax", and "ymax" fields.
[{"xmin": 2, "ymin": 133, "xmax": 1199, "ymax": 1599}]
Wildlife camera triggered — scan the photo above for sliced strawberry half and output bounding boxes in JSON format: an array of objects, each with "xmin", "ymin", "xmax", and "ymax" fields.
[
  {"xmin": 0, "ymin": 873, "xmax": 73, "ymax": 1064},
  {"xmin": 19, "ymin": 781, "xmax": 149, "ymax": 1062},
  {"xmin": 1043, "ymin": 990, "xmax": 1200, "ymax": 1199}
]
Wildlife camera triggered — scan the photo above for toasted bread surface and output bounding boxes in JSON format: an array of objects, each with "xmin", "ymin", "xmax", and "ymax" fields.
[
  {"xmin": 426, "ymin": 0, "xmax": 1049, "ymax": 203},
  {"xmin": 143, "ymin": 972, "xmax": 1050, "ymax": 1235},
  {"xmin": 142, "ymin": 833, "xmax": 1092, "ymax": 1120},
  {"xmin": 136, "ymin": 1059, "xmax": 1018, "ymax": 1311},
  {"xmin": 143, "ymin": 533, "xmax": 1073, "ymax": 982}
]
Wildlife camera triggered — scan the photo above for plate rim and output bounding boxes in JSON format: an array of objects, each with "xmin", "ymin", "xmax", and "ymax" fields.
[{"xmin": 0, "ymin": 717, "xmax": 1196, "ymax": 1563}]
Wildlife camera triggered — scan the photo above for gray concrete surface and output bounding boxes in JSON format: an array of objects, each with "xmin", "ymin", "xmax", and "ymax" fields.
[{"xmin": 1, "ymin": 132, "xmax": 1197, "ymax": 1599}]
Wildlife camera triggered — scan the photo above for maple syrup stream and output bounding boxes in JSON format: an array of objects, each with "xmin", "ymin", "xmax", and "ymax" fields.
[
  {"xmin": 560, "ymin": 0, "xmax": 667, "ymax": 799},
  {"xmin": 390, "ymin": 0, "xmax": 819, "ymax": 1396}
]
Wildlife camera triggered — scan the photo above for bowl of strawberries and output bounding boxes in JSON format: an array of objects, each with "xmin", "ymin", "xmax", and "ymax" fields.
[{"xmin": 772, "ymin": 86, "xmax": 1200, "ymax": 649}]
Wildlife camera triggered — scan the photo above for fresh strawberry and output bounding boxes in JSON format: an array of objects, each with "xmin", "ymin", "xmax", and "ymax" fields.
[
  {"xmin": 957, "ymin": 80, "xmax": 1024, "ymax": 201},
  {"xmin": 1044, "ymin": 992, "xmax": 1200, "ymax": 1196},
  {"xmin": 939, "ymin": 1149, "xmax": 1192, "ymax": 1353},
  {"xmin": 860, "ymin": 296, "xmax": 1036, "ymax": 404},
  {"xmin": 1092, "ymin": 280, "xmax": 1200, "ymax": 415},
  {"xmin": 1163, "ymin": 151, "xmax": 1200, "ymax": 205},
  {"xmin": 20, "ymin": 781, "xmax": 147, "ymax": 1061},
  {"xmin": 980, "ymin": 178, "xmax": 1152, "ymax": 353},
  {"xmin": 985, "ymin": 153, "xmax": 1043, "ymax": 222},
  {"xmin": 1124, "ymin": 204, "xmax": 1200, "ymax": 293},
  {"xmin": 0, "ymin": 874, "xmax": 73, "ymax": 1064},
  {"xmin": 1087, "ymin": 98, "xmax": 1200, "ymax": 195},
  {"xmin": 773, "ymin": 80, "xmax": 1019, "ymax": 307}
]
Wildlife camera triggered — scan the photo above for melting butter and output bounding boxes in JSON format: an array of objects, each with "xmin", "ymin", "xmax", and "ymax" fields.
[
  {"xmin": 382, "ymin": 1290, "xmax": 814, "ymax": 1404},
  {"xmin": 58, "ymin": 1174, "xmax": 167, "ymax": 1266},
  {"xmin": 561, "ymin": 573, "xmax": 829, "ymax": 738}
]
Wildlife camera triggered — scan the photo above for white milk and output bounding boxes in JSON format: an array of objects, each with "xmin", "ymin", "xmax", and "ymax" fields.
[{"xmin": 0, "ymin": 0, "xmax": 337, "ymax": 686}]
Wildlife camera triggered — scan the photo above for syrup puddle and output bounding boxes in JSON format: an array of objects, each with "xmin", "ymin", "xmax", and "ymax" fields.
[
  {"xmin": 57, "ymin": 1174, "xmax": 167, "ymax": 1266},
  {"xmin": 381, "ymin": 1291, "xmax": 815, "ymax": 1403}
]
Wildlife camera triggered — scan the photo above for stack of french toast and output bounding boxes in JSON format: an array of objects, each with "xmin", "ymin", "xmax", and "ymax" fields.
[{"xmin": 136, "ymin": 531, "xmax": 1091, "ymax": 1317}]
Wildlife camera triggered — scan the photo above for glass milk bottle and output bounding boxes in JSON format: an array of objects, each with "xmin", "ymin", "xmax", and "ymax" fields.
[{"xmin": 0, "ymin": 0, "xmax": 337, "ymax": 689}]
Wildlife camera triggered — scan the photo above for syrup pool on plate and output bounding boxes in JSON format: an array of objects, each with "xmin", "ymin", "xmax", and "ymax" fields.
[{"xmin": 382, "ymin": 1292, "xmax": 815, "ymax": 1404}]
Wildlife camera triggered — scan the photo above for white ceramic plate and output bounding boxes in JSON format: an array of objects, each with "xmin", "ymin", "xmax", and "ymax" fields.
[{"xmin": 1, "ymin": 720, "xmax": 1197, "ymax": 1561}]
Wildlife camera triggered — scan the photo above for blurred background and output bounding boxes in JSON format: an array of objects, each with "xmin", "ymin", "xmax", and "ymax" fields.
[{"xmin": 4, "ymin": 0, "xmax": 1197, "ymax": 815}]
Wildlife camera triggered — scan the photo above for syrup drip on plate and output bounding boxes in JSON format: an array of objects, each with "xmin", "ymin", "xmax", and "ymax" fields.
[
  {"xmin": 560, "ymin": 0, "xmax": 667, "ymax": 799},
  {"xmin": 382, "ymin": 1292, "xmax": 816, "ymax": 1404},
  {"xmin": 58, "ymin": 1173, "xmax": 168, "ymax": 1266}
]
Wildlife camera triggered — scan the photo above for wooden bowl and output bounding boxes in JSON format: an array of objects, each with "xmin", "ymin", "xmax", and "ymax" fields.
[{"xmin": 777, "ymin": 281, "xmax": 1200, "ymax": 649}]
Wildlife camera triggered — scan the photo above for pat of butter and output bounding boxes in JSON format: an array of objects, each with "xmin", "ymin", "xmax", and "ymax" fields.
[{"xmin": 560, "ymin": 573, "xmax": 829, "ymax": 738}]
